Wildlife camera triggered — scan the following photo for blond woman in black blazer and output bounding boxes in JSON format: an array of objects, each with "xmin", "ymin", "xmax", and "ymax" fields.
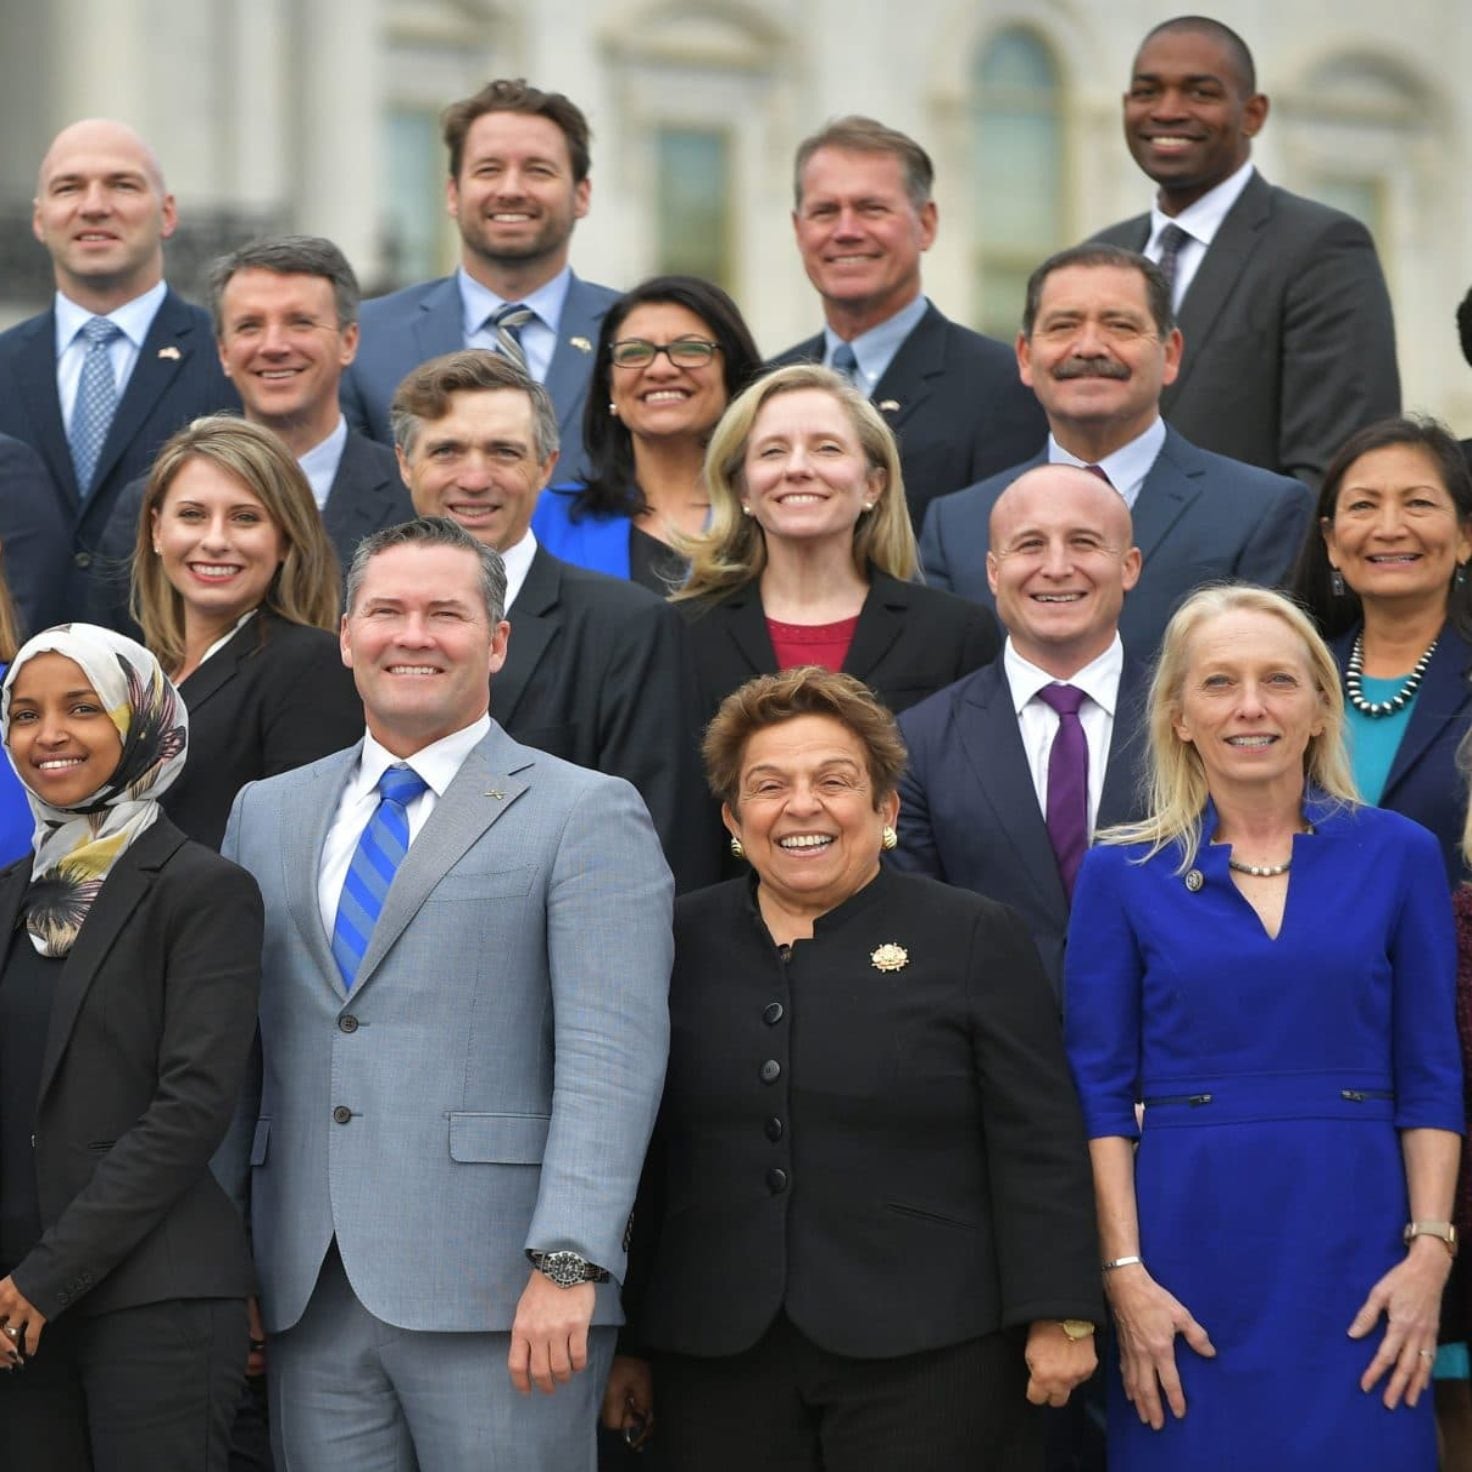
[{"xmin": 0, "ymin": 624, "xmax": 261, "ymax": 1470}]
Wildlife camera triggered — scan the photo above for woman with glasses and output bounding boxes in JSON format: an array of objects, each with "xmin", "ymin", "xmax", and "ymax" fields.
[{"xmin": 531, "ymin": 276, "xmax": 762, "ymax": 593}]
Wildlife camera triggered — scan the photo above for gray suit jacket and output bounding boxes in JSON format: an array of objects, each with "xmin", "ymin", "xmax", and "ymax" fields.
[
  {"xmin": 1093, "ymin": 172, "xmax": 1400, "ymax": 486},
  {"xmin": 340, "ymin": 271, "xmax": 618, "ymax": 483},
  {"xmin": 919, "ymin": 425, "xmax": 1313, "ymax": 658},
  {"xmin": 218, "ymin": 722, "xmax": 672, "ymax": 1336}
]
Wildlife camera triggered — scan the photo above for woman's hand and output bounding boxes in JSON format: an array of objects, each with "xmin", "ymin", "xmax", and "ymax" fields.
[
  {"xmin": 1349, "ymin": 1238, "xmax": 1451, "ymax": 1409},
  {"xmin": 1024, "ymin": 1322, "xmax": 1097, "ymax": 1407},
  {"xmin": 0, "ymin": 1276, "xmax": 46, "ymax": 1364},
  {"xmin": 1105, "ymin": 1264, "xmax": 1215, "ymax": 1429},
  {"xmin": 600, "ymin": 1354, "xmax": 654, "ymax": 1449}
]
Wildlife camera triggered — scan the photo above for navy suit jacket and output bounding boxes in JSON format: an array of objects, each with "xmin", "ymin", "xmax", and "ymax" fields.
[
  {"xmin": 1333, "ymin": 623, "xmax": 1472, "ymax": 887},
  {"xmin": 0, "ymin": 288, "xmax": 238, "ymax": 618},
  {"xmin": 340, "ymin": 272, "xmax": 618, "ymax": 483},
  {"xmin": 920, "ymin": 426, "xmax": 1313, "ymax": 658},
  {"xmin": 769, "ymin": 302, "xmax": 1047, "ymax": 530},
  {"xmin": 893, "ymin": 654, "xmax": 1150, "ymax": 1001},
  {"xmin": 1093, "ymin": 172, "xmax": 1399, "ymax": 487},
  {"xmin": 0, "ymin": 432, "xmax": 74, "ymax": 637}
]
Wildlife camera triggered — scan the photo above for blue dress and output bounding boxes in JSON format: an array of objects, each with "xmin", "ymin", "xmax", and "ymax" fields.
[{"xmin": 1066, "ymin": 797, "xmax": 1462, "ymax": 1472}]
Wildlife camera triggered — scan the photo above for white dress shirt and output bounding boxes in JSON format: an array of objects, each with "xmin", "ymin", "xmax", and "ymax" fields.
[
  {"xmin": 1004, "ymin": 635, "xmax": 1124, "ymax": 836},
  {"xmin": 296, "ymin": 415, "xmax": 349, "ymax": 512},
  {"xmin": 499, "ymin": 529, "xmax": 538, "ymax": 612},
  {"xmin": 1144, "ymin": 160, "xmax": 1256, "ymax": 312},
  {"xmin": 53, "ymin": 280, "xmax": 168, "ymax": 430},
  {"xmin": 316, "ymin": 713, "xmax": 491, "ymax": 938},
  {"xmin": 1048, "ymin": 417, "xmax": 1166, "ymax": 512},
  {"xmin": 458, "ymin": 265, "xmax": 571, "ymax": 385}
]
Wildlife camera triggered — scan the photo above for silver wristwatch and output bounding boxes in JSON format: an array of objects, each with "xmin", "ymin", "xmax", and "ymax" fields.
[{"xmin": 526, "ymin": 1249, "xmax": 610, "ymax": 1287}]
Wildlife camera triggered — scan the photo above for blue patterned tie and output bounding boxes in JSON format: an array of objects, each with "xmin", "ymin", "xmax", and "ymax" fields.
[
  {"xmin": 830, "ymin": 340, "xmax": 859, "ymax": 384},
  {"xmin": 331, "ymin": 765, "xmax": 429, "ymax": 991},
  {"xmin": 1155, "ymin": 222, "xmax": 1192, "ymax": 303},
  {"xmin": 68, "ymin": 316, "xmax": 122, "ymax": 496},
  {"xmin": 488, "ymin": 302, "xmax": 534, "ymax": 370}
]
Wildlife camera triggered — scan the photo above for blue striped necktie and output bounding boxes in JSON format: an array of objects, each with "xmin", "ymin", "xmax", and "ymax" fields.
[
  {"xmin": 488, "ymin": 302, "xmax": 534, "ymax": 370},
  {"xmin": 331, "ymin": 765, "xmax": 429, "ymax": 991}
]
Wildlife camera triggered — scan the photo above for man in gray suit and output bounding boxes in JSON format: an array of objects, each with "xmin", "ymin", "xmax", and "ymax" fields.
[
  {"xmin": 220, "ymin": 516, "xmax": 671, "ymax": 1470},
  {"xmin": 920, "ymin": 244, "xmax": 1311, "ymax": 658},
  {"xmin": 341, "ymin": 79, "xmax": 617, "ymax": 482},
  {"xmin": 1092, "ymin": 15, "xmax": 1399, "ymax": 486}
]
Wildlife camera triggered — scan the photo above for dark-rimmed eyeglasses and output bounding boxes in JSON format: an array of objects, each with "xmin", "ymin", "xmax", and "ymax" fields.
[{"xmin": 610, "ymin": 338, "xmax": 722, "ymax": 368}]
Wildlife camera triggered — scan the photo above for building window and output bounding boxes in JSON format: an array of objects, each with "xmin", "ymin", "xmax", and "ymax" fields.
[
  {"xmin": 383, "ymin": 107, "xmax": 450, "ymax": 286},
  {"xmin": 971, "ymin": 27, "xmax": 1065, "ymax": 338},
  {"xmin": 654, "ymin": 127, "xmax": 734, "ymax": 289}
]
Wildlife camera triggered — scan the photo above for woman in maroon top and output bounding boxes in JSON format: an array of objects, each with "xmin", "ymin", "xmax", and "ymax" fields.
[{"xmin": 673, "ymin": 364, "xmax": 999, "ymax": 735}]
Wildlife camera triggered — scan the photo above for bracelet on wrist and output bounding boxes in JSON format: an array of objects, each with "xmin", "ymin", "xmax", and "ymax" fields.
[{"xmin": 1102, "ymin": 1254, "xmax": 1144, "ymax": 1272}]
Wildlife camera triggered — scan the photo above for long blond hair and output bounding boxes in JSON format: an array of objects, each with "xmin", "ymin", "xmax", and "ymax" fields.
[
  {"xmin": 1102, "ymin": 584, "xmax": 1358, "ymax": 869},
  {"xmin": 673, "ymin": 364, "xmax": 917, "ymax": 602}
]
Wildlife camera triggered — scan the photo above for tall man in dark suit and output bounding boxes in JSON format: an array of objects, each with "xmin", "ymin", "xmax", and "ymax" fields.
[
  {"xmin": 769, "ymin": 116, "xmax": 1046, "ymax": 529},
  {"xmin": 342, "ymin": 79, "xmax": 617, "ymax": 483},
  {"xmin": 0, "ymin": 118, "xmax": 238, "ymax": 618},
  {"xmin": 921, "ymin": 245, "xmax": 1312, "ymax": 658},
  {"xmin": 392, "ymin": 350, "xmax": 715, "ymax": 892},
  {"xmin": 1092, "ymin": 16, "xmax": 1399, "ymax": 487},
  {"xmin": 92, "ymin": 234, "xmax": 415, "ymax": 632}
]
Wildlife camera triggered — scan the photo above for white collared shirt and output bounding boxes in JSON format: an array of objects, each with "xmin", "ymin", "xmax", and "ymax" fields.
[
  {"xmin": 296, "ymin": 416, "xmax": 350, "ymax": 512},
  {"xmin": 458, "ymin": 265, "xmax": 571, "ymax": 385},
  {"xmin": 53, "ymin": 280, "xmax": 168, "ymax": 430},
  {"xmin": 499, "ymin": 528, "xmax": 538, "ymax": 612},
  {"xmin": 1047, "ymin": 417, "xmax": 1166, "ymax": 511},
  {"xmin": 821, "ymin": 293, "xmax": 929, "ymax": 394},
  {"xmin": 1004, "ymin": 635, "xmax": 1124, "ymax": 835},
  {"xmin": 1144, "ymin": 160, "xmax": 1256, "ymax": 311},
  {"xmin": 196, "ymin": 608, "xmax": 257, "ymax": 668},
  {"xmin": 316, "ymin": 713, "xmax": 492, "ymax": 937}
]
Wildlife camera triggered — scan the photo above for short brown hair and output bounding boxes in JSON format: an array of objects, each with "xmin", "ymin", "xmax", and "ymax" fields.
[
  {"xmin": 132, "ymin": 416, "xmax": 342, "ymax": 672},
  {"xmin": 390, "ymin": 349, "xmax": 559, "ymax": 463},
  {"xmin": 793, "ymin": 115, "xmax": 934, "ymax": 212},
  {"xmin": 442, "ymin": 78, "xmax": 592, "ymax": 183},
  {"xmin": 702, "ymin": 667, "xmax": 908, "ymax": 810}
]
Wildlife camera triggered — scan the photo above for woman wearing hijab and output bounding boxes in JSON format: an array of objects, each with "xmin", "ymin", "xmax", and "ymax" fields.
[{"xmin": 0, "ymin": 624, "xmax": 262, "ymax": 1471}]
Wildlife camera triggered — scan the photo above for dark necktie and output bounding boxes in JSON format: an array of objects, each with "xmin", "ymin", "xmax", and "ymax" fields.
[
  {"xmin": 331, "ymin": 765, "xmax": 430, "ymax": 991},
  {"xmin": 1083, "ymin": 463, "xmax": 1113, "ymax": 488},
  {"xmin": 1037, "ymin": 684, "xmax": 1089, "ymax": 899},
  {"xmin": 69, "ymin": 316, "xmax": 122, "ymax": 496},
  {"xmin": 1155, "ymin": 222, "xmax": 1192, "ymax": 299},
  {"xmin": 830, "ymin": 341, "xmax": 859, "ymax": 384},
  {"xmin": 489, "ymin": 302, "xmax": 534, "ymax": 371}
]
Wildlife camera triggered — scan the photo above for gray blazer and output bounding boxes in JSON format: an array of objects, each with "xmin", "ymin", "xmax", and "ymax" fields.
[
  {"xmin": 218, "ymin": 722, "xmax": 672, "ymax": 1336},
  {"xmin": 919, "ymin": 425, "xmax": 1313, "ymax": 658}
]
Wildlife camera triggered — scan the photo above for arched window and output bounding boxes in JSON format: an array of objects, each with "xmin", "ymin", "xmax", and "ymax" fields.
[{"xmin": 970, "ymin": 27, "xmax": 1065, "ymax": 339}]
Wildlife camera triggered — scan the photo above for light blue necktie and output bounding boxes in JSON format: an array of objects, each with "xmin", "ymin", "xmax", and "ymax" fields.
[
  {"xmin": 68, "ymin": 316, "xmax": 122, "ymax": 496},
  {"xmin": 830, "ymin": 340, "xmax": 859, "ymax": 384},
  {"xmin": 331, "ymin": 765, "xmax": 429, "ymax": 991},
  {"xmin": 488, "ymin": 302, "xmax": 534, "ymax": 371}
]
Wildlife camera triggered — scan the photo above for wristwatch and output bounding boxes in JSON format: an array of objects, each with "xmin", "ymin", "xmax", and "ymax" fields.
[
  {"xmin": 1059, "ymin": 1319, "xmax": 1096, "ymax": 1342},
  {"xmin": 526, "ymin": 1249, "xmax": 611, "ymax": 1287},
  {"xmin": 1404, "ymin": 1221, "xmax": 1459, "ymax": 1258}
]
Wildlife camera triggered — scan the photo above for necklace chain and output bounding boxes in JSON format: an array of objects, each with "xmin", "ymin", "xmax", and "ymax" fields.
[
  {"xmin": 1227, "ymin": 855, "xmax": 1292, "ymax": 878},
  {"xmin": 1345, "ymin": 634, "xmax": 1437, "ymax": 718}
]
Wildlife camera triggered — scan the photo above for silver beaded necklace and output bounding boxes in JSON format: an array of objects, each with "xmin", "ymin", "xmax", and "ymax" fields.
[{"xmin": 1344, "ymin": 634, "xmax": 1437, "ymax": 718}]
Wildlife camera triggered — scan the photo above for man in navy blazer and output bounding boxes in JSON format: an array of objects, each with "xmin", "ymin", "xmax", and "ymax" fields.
[
  {"xmin": 768, "ymin": 116, "xmax": 1045, "ymax": 530},
  {"xmin": 921, "ymin": 244, "xmax": 1311, "ymax": 659},
  {"xmin": 1092, "ymin": 17, "xmax": 1398, "ymax": 486},
  {"xmin": 0, "ymin": 119, "xmax": 238, "ymax": 619},
  {"xmin": 341, "ymin": 79, "xmax": 617, "ymax": 484}
]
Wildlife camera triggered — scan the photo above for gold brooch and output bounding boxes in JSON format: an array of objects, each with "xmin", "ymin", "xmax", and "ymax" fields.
[
  {"xmin": 877, "ymin": 399, "xmax": 901, "ymax": 413},
  {"xmin": 569, "ymin": 336, "xmax": 592, "ymax": 354},
  {"xmin": 157, "ymin": 345, "xmax": 182, "ymax": 360},
  {"xmin": 1184, "ymin": 869, "xmax": 1204, "ymax": 892},
  {"xmin": 871, "ymin": 942, "xmax": 909, "ymax": 973}
]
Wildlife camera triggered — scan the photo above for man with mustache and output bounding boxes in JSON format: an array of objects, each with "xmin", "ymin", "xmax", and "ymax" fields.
[{"xmin": 920, "ymin": 244, "xmax": 1311, "ymax": 658}]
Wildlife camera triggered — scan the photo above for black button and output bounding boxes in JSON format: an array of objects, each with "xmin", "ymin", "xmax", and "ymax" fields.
[
  {"xmin": 331, "ymin": 1105, "xmax": 352, "ymax": 1124},
  {"xmin": 73, "ymin": 551, "xmax": 92, "ymax": 569},
  {"xmin": 763, "ymin": 1002, "xmax": 784, "ymax": 1025},
  {"xmin": 760, "ymin": 1059, "xmax": 781, "ymax": 1084},
  {"xmin": 765, "ymin": 1116, "xmax": 783, "ymax": 1142},
  {"xmin": 338, "ymin": 1015, "xmax": 359, "ymax": 1034},
  {"xmin": 767, "ymin": 1168, "xmax": 788, "ymax": 1194}
]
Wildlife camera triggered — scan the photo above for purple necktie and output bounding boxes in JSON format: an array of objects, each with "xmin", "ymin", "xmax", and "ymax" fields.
[
  {"xmin": 1037, "ymin": 683, "xmax": 1089, "ymax": 899},
  {"xmin": 1155, "ymin": 222, "xmax": 1191, "ymax": 299}
]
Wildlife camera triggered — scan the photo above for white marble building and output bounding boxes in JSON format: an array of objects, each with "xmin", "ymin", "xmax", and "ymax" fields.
[{"xmin": 2, "ymin": 0, "xmax": 1467, "ymax": 428}]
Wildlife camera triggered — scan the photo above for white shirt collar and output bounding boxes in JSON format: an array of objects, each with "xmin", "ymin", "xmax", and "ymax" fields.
[
  {"xmin": 1004, "ymin": 634, "xmax": 1124, "ymax": 719},
  {"xmin": 1148, "ymin": 160, "xmax": 1255, "ymax": 252},
  {"xmin": 296, "ymin": 415, "xmax": 350, "ymax": 511},
  {"xmin": 350, "ymin": 713, "xmax": 492, "ymax": 804},
  {"xmin": 499, "ymin": 528, "xmax": 539, "ymax": 611},
  {"xmin": 457, "ymin": 265, "xmax": 572, "ymax": 340},
  {"xmin": 54, "ymin": 279, "xmax": 167, "ymax": 352},
  {"xmin": 1047, "ymin": 417, "xmax": 1166, "ymax": 511}
]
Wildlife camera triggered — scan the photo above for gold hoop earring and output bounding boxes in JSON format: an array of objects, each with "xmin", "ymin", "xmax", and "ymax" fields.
[
  {"xmin": 881, "ymin": 825, "xmax": 897, "ymax": 851},
  {"xmin": 729, "ymin": 836, "xmax": 745, "ymax": 859}
]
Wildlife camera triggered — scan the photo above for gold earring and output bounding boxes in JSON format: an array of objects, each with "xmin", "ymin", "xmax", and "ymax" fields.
[
  {"xmin": 729, "ymin": 836, "xmax": 745, "ymax": 859},
  {"xmin": 881, "ymin": 825, "xmax": 897, "ymax": 851}
]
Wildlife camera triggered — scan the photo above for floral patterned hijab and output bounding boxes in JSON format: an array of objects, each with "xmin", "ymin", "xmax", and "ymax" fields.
[{"xmin": 1, "ymin": 624, "xmax": 188, "ymax": 956}]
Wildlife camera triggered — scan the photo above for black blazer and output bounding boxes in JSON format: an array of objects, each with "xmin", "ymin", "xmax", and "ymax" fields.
[
  {"xmin": 624, "ymin": 868, "xmax": 1101, "ymax": 1358},
  {"xmin": 496, "ymin": 547, "xmax": 717, "ymax": 892},
  {"xmin": 1331, "ymin": 623, "xmax": 1472, "ymax": 887},
  {"xmin": 0, "ymin": 288, "xmax": 239, "ymax": 618},
  {"xmin": 679, "ymin": 571, "xmax": 1001, "ymax": 729},
  {"xmin": 893, "ymin": 654, "xmax": 1151, "ymax": 1000},
  {"xmin": 2, "ymin": 818, "xmax": 261, "ymax": 1321},
  {"xmin": 164, "ymin": 610, "xmax": 363, "ymax": 851},
  {"xmin": 769, "ymin": 303, "xmax": 1047, "ymax": 529},
  {"xmin": 0, "ymin": 432, "xmax": 74, "ymax": 638}
]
